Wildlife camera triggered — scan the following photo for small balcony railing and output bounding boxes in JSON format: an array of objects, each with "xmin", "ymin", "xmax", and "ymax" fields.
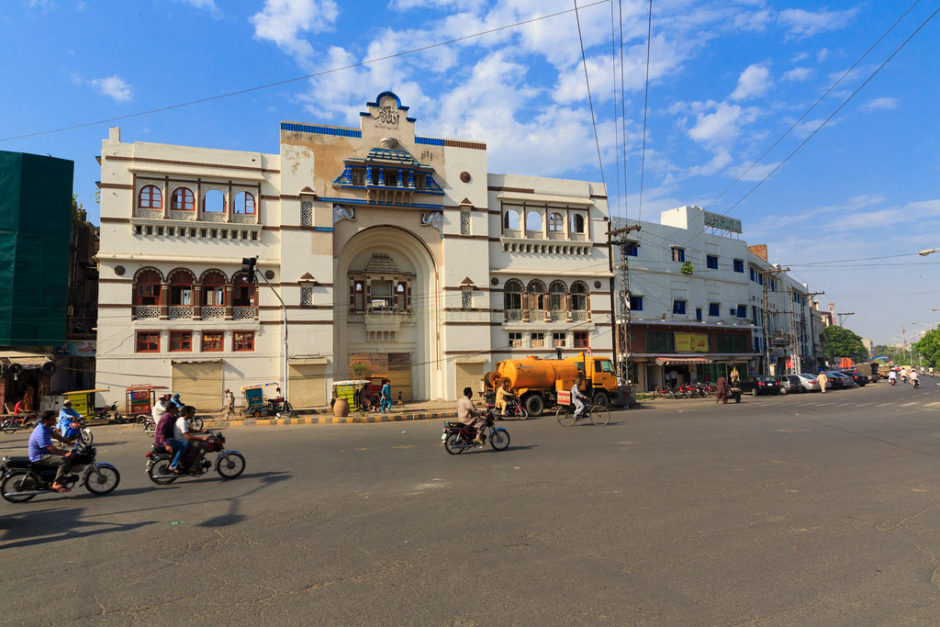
[
  {"xmin": 232, "ymin": 306, "xmax": 257, "ymax": 320},
  {"xmin": 133, "ymin": 305, "xmax": 160, "ymax": 320},
  {"xmin": 201, "ymin": 306, "xmax": 225, "ymax": 320},
  {"xmin": 505, "ymin": 309, "xmax": 522, "ymax": 322},
  {"xmin": 168, "ymin": 306, "xmax": 193, "ymax": 319}
]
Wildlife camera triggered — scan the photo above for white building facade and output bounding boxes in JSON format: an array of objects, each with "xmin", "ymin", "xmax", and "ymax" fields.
[
  {"xmin": 612, "ymin": 206, "xmax": 819, "ymax": 391},
  {"xmin": 95, "ymin": 93, "xmax": 613, "ymax": 410}
]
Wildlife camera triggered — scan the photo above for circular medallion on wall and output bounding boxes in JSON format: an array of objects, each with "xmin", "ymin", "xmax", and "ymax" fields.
[
  {"xmin": 491, "ymin": 277, "xmax": 499, "ymax": 286},
  {"xmin": 460, "ymin": 171, "xmax": 471, "ymax": 183},
  {"xmin": 594, "ymin": 281, "xmax": 602, "ymax": 289},
  {"xmin": 114, "ymin": 265, "xmax": 125, "ymax": 276},
  {"xmin": 264, "ymin": 270, "xmax": 275, "ymax": 280}
]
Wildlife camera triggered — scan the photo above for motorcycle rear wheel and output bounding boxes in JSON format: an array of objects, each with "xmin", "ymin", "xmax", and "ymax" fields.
[
  {"xmin": 1, "ymin": 470, "xmax": 39, "ymax": 503},
  {"xmin": 217, "ymin": 453, "xmax": 246, "ymax": 479},
  {"xmin": 515, "ymin": 407, "xmax": 529, "ymax": 420},
  {"xmin": 556, "ymin": 405, "xmax": 576, "ymax": 427},
  {"xmin": 85, "ymin": 466, "xmax": 120, "ymax": 495},
  {"xmin": 79, "ymin": 428, "xmax": 94, "ymax": 446},
  {"xmin": 0, "ymin": 419, "xmax": 14, "ymax": 433},
  {"xmin": 147, "ymin": 458, "xmax": 178, "ymax": 485},
  {"xmin": 443, "ymin": 432, "xmax": 465, "ymax": 454},
  {"xmin": 490, "ymin": 428, "xmax": 510, "ymax": 450}
]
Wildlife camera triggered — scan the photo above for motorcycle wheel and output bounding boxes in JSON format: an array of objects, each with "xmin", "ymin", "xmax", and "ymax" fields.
[
  {"xmin": 85, "ymin": 466, "xmax": 120, "ymax": 495},
  {"xmin": 443, "ymin": 433, "xmax": 465, "ymax": 455},
  {"xmin": 1, "ymin": 470, "xmax": 39, "ymax": 503},
  {"xmin": 590, "ymin": 405, "xmax": 611, "ymax": 426},
  {"xmin": 556, "ymin": 405, "xmax": 576, "ymax": 427},
  {"xmin": 282, "ymin": 401, "xmax": 294, "ymax": 417},
  {"xmin": 190, "ymin": 417, "xmax": 205, "ymax": 431},
  {"xmin": 490, "ymin": 428, "xmax": 510, "ymax": 450},
  {"xmin": 0, "ymin": 419, "xmax": 14, "ymax": 434},
  {"xmin": 216, "ymin": 453, "xmax": 246, "ymax": 479},
  {"xmin": 516, "ymin": 407, "xmax": 529, "ymax": 420},
  {"xmin": 79, "ymin": 428, "xmax": 94, "ymax": 446},
  {"xmin": 147, "ymin": 458, "xmax": 178, "ymax": 485}
]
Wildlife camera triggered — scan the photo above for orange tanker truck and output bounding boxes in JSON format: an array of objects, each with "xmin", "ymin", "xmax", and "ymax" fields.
[{"xmin": 483, "ymin": 353, "xmax": 622, "ymax": 416}]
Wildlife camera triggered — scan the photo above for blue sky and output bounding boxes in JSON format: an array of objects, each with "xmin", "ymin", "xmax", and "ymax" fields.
[{"xmin": 2, "ymin": 0, "xmax": 938, "ymax": 345}]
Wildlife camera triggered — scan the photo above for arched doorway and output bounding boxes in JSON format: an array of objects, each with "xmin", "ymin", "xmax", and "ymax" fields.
[{"xmin": 335, "ymin": 226, "xmax": 441, "ymax": 401}]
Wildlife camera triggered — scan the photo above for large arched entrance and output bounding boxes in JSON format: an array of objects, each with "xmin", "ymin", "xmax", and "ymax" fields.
[{"xmin": 334, "ymin": 226, "xmax": 441, "ymax": 401}]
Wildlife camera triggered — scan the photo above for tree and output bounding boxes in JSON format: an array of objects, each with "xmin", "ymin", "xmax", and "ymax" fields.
[
  {"xmin": 871, "ymin": 344, "xmax": 907, "ymax": 364},
  {"xmin": 913, "ymin": 326, "xmax": 940, "ymax": 368},
  {"xmin": 822, "ymin": 326, "xmax": 868, "ymax": 364}
]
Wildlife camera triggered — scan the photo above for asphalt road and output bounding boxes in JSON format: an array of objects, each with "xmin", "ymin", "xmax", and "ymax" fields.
[{"xmin": 3, "ymin": 379, "xmax": 940, "ymax": 625}]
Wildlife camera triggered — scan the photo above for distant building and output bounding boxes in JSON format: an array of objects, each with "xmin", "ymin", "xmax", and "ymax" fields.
[
  {"xmin": 0, "ymin": 150, "xmax": 74, "ymax": 412},
  {"xmin": 95, "ymin": 92, "xmax": 613, "ymax": 409}
]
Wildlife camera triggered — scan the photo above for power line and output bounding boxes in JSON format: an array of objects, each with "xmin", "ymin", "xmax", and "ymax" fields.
[
  {"xmin": 0, "ymin": 0, "xmax": 611, "ymax": 143},
  {"xmin": 573, "ymin": 0, "xmax": 607, "ymax": 190},
  {"xmin": 721, "ymin": 4, "xmax": 940, "ymax": 216},
  {"xmin": 637, "ymin": 0, "xmax": 653, "ymax": 222}
]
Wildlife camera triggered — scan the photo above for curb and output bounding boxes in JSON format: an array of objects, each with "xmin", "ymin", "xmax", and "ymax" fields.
[{"xmin": 113, "ymin": 411, "xmax": 460, "ymax": 430}]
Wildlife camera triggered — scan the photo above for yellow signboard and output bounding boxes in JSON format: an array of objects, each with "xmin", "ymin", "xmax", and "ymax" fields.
[{"xmin": 675, "ymin": 332, "xmax": 709, "ymax": 353}]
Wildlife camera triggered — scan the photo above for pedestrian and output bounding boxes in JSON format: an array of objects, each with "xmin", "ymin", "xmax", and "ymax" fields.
[
  {"xmin": 359, "ymin": 384, "xmax": 372, "ymax": 412},
  {"xmin": 817, "ymin": 369, "xmax": 828, "ymax": 393},
  {"xmin": 224, "ymin": 388, "xmax": 236, "ymax": 419},
  {"xmin": 397, "ymin": 391, "xmax": 403, "ymax": 406},
  {"xmin": 380, "ymin": 379, "xmax": 393, "ymax": 413},
  {"xmin": 716, "ymin": 375, "xmax": 728, "ymax": 404}
]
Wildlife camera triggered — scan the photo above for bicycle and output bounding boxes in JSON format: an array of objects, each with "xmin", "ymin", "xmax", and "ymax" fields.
[{"xmin": 555, "ymin": 401, "xmax": 610, "ymax": 427}]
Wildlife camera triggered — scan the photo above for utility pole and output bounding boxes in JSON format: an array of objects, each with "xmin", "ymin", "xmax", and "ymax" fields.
[
  {"xmin": 805, "ymin": 291, "xmax": 824, "ymax": 371},
  {"xmin": 609, "ymin": 224, "xmax": 642, "ymax": 383},
  {"xmin": 760, "ymin": 267, "xmax": 790, "ymax": 376},
  {"xmin": 786, "ymin": 288, "xmax": 800, "ymax": 374},
  {"xmin": 836, "ymin": 312, "xmax": 855, "ymax": 327}
]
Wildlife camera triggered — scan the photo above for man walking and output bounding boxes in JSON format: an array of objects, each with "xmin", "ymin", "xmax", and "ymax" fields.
[
  {"xmin": 817, "ymin": 369, "xmax": 829, "ymax": 393},
  {"xmin": 223, "ymin": 388, "xmax": 236, "ymax": 419}
]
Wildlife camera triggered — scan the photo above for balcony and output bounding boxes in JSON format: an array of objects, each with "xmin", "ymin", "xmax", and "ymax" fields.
[
  {"xmin": 201, "ymin": 306, "xmax": 225, "ymax": 320},
  {"xmin": 499, "ymin": 229, "xmax": 592, "ymax": 255},
  {"xmin": 133, "ymin": 305, "xmax": 160, "ymax": 320},
  {"xmin": 169, "ymin": 306, "xmax": 193, "ymax": 320},
  {"xmin": 232, "ymin": 306, "xmax": 257, "ymax": 320},
  {"xmin": 362, "ymin": 307, "xmax": 413, "ymax": 343}
]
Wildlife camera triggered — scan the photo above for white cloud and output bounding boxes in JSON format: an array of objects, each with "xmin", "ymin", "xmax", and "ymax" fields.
[
  {"xmin": 861, "ymin": 97, "xmax": 898, "ymax": 112},
  {"xmin": 688, "ymin": 102, "xmax": 749, "ymax": 147},
  {"xmin": 730, "ymin": 63, "xmax": 772, "ymax": 100},
  {"xmin": 390, "ymin": 0, "xmax": 485, "ymax": 10},
  {"xmin": 778, "ymin": 8, "xmax": 858, "ymax": 38},
  {"xmin": 726, "ymin": 159, "xmax": 782, "ymax": 183},
  {"xmin": 90, "ymin": 75, "xmax": 132, "ymax": 103},
  {"xmin": 783, "ymin": 67, "xmax": 812, "ymax": 82},
  {"xmin": 817, "ymin": 48, "xmax": 831, "ymax": 62},
  {"xmin": 175, "ymin": 0, "xmax": 221, "ymax": 18},
  {"xmin": 250, "ymin": 0, "xmax": 339, "ymax": 63}
]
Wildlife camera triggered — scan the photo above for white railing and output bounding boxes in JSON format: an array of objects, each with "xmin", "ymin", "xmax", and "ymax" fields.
[
  {"xmin": 572, "ymin": 310, "xmax": 588, "ymax": 321},
  {"xmin": 505, "ymin": 309, "xmax": 522, "ymax": 322},
  {"xmin": 503, "ymin": 229, "xmax": 522, "ymax": 238},
  {"xmin": 135, "ymin": 208, "xmax": 162, "ymax": 220},
  {"xmin": 133, "ymin": 305, "xmax": 160, "ymax": 319},
  {"xmin": 232, "ymin": 213, "xmax": 256, "ymax": 224},
  {"xmin": 571, "ymin": 232, "xmax": 588, "ymax": 241},
  {"xmin": 549, "ymin": 310, "xmax": 564, "ymax": 322},
  {"xmin": 201, "ymin": 212, "xmax": 227, "ymax": 223},
  {"xmin": 169, "ymin": 306, "xmax": 193, "ymax": 319},
  {"xmin": 169, "ymin": 210, "xmax": 196, "ymax": 221},
  {"xmin": 548, "ymin": 231, "xmax": 565, "ymax": 240},
  {"xmin": 528, "ymin": 310, "xmax": 547, "ymax": 322},
  {"xmin": 526, "ymin": 230, "xmax": 545, "ymax": 240}
]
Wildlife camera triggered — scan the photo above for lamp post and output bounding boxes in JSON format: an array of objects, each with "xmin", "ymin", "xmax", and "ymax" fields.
[{"xmin": 919, "ymin": 248, "xmax": 938, "ymax": 256}]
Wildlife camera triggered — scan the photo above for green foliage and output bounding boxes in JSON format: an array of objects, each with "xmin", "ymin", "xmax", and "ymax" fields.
[
  {"xmin": 351, "ymin": 362, "xmax": 369, "ymax": 379},
  {"xmin": 680, "ymin": 261, "xmax": 694, "ymax": 275},
  {"xmin": 913, "ymin": 326, "xmax": 940, "ymax": 368},
  {"xmin": 871, "ymin": 344, "xmax": 908, "ymax": 364},
  {"xmin": 72, "ymin": 193, "xmax": 87, "ymax": 224},
  {"xmin": 822, "ymin": 326, "xmax": 869, "ymax": 362}
]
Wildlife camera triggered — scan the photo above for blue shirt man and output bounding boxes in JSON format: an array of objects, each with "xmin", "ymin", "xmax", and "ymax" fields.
[
  {"xmin": 380, "ymin": 381, "xmax": 393, "ymax": 413},
  {"xmin": 28, "ymin": 411, "xmax": 74, "ymax": 492},
  {"xmin": 57, "ymin": 401, "xmax": 81, "ymax": 436}
]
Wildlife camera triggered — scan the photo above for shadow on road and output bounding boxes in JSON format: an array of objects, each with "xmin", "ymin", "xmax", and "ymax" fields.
[
  {"xmin": 0, "ymin": 505, "xmax": 155, "ymax": 550},
  {"xmin": 196, "ymin": 471, "xmax": 292, "ymax": 529}
]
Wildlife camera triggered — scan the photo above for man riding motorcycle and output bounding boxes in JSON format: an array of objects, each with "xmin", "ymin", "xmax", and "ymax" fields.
[
  {"xmin": 888, "ymin": 370, "xmax": 897, "ymax": 385},
  {"xmin": 29, "ymin": 411, "xmax": 75, "ymax": 492},
  {"xmin": 57, "ymin": 400, "xmax": 82, "ymax": 437},
  {"xmin": 457, "ymin": 386, "xmax": 485, "ymax": 445}
]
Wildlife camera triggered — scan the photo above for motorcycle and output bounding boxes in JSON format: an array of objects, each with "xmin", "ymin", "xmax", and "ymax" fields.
[
  {"xmin": 912, "ymin": 378, "xmax": 920, "ymax": 389},
  {"xmin": 146, "ymin": 430, "xmax": 245, "ymax": 484},
  {"xmin": 442, "ymin": 409, "xmax": 511, "ymax": 454},
  {"xmin": 889, "ymin": 378, "xmax": 897, "ymax": 386},
  {"xmin": 93, "ymin": 402, "xmax": 124, "ymax": 424},
  {"xmin": 0, "ymin": 440, "xmax": 120, "ymax": 503},
  {"xmin": 496, "ymin": 394, "xmax": 528, "ymax": 420},
  {"xmin": 63, "ymin": 417, "xmax": 94, "ymax": 446},
  {"xmin": 0, "ymin": 413, "xmax": 37, "ymax": 434}
]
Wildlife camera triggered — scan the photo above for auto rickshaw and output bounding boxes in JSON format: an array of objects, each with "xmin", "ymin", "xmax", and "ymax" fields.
[
  {"xmin": 63, "ymin": 388, "xmax": 123, "ymax": 423},
  {"xmin": 242, "ymin": 383, "xmax": 293, "ymax": 417},
  {"xmin": 332, "ymin": 380, "xmax": 372, "ymax": 413}
]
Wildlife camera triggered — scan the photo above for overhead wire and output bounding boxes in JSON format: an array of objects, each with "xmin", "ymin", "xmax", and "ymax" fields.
[
  {"xmin": 573, "ymin": 0, "xmax": 608, "ymax": 189},
  {"xmin": 637, "ymin": 0, "xmax": 653, "ymax": 222}
]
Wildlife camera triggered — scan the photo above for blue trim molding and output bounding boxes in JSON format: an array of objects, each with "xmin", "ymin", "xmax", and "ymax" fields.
[
  {"xmin": 313, "ymin": 226, "xmax": 334, "ymax": 233},
  {"xmin": 281, "ymin": 122, "xmax": 362, "ymax": 138},
  {"xmin": 415, "ymin": 136, "xmax": 445, "ymax": 146},
  {"xmin": 317, "ymin": 196, "xmax": 444, "ymax": 210}
]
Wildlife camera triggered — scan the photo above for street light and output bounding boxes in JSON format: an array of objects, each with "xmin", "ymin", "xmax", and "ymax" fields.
[{"xmin": 920, "ymin": 248, "xmax": 938, "ymax": 256}]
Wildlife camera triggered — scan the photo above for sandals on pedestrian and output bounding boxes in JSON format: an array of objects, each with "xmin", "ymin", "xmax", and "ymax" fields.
[{"xmin": 50, "ymin": 485, "xmax": 71, "ymax": 493}]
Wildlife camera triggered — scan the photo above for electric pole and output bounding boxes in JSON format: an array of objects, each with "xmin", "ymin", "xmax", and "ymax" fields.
[
  {"xmin": 836, "ymin": 312, "xmax": 855, "ymax": 327},
  {"xmin": 609, "ymin": 224, "xmax": 641, "ymax": 383},
  {"xmin": 805, "ymin": 290, "xmax": 824, "ymax": 371},
  {"xmin": 760, "ymin": 267, "xmax": 790, "ymax": 376}
]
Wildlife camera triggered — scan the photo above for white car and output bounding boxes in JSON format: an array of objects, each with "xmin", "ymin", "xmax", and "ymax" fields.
[{"xmin": 797, "ymin": 373, "xmax": 823, "ymax": 392}]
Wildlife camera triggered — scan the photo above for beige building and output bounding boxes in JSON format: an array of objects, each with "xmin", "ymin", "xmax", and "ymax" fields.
[{"xmin": 96, "ymin": 93, "xmax": 613, "ymax": 410}]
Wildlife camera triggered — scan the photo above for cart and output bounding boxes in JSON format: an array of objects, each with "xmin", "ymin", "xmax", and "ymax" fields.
[
  {"xmin": 125, "ymin": 384, "xmax": 169, "ymax": 423},
  {"xmin": 63, "ymin": 388, "xmax": 123, "ymax": 423},
  {"xmin": 241, "ymin": 383, "xmax": 293, "ymax": 417},
  {"xmin": 332, "ymin": 380, "xmax": 372, "ymax": 412}
]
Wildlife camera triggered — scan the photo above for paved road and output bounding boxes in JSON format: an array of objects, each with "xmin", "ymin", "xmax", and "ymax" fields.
[{"xmin": 3, "ymin": 379, "xmax": 940, "ymax": 624}]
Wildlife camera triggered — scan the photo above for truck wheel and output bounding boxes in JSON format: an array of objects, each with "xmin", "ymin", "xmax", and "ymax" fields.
[
  {"xmin": 592, "ymin": 391, "xmax": 609, "ymax": 408},
  {"xmin": 524, "ymin": 394, "xmax": 544, "ymax": 417}
]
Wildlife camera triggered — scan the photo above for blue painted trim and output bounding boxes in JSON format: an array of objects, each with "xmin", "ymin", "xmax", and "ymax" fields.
[
  {"xmin": 366, "ymin": 91, "xmax": 409, "ymax": 111},
  {"xmin": 313, "ymin": 226, "xmax": 334, "ymax": 233},
  {"xmin": 281, "ymin": 122, "xmax": 361, "ymax": 138},
  {"xmin": 415, "ymin": 136, "xmax": 444, "ymax": 146},
  {"xmin": 317, "ymin": 196, "xmax": 443, "ymax": 210}
]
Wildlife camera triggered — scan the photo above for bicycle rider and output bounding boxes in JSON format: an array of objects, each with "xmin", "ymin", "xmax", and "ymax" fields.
[{"xmin": 571, "ymin": 374, "xmax": 588, "ymax": 419}]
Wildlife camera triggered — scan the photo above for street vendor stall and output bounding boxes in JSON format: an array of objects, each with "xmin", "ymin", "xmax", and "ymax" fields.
[
  {"xmin": 332, "ymin": 380, "xmax": 371, "ymax": 416},
  {"xmin": 125, "ymin": 384, "xmax": 168, "ymax": 423}
]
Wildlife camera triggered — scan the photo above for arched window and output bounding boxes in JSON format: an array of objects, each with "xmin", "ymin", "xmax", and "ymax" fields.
[
  {"xmin": 503, "ymin": 209, "xmax": 520, "ymax": 231},
  {"xmin": 138, "ymin": 185, "xmax": 162, "ymax": 210},
  {"xmin": 234, "ymin": 191, "xmax": 255, "ymax": 214},
  {"xmin": 570, "ymin": 281, "xmax": 588, "ymax": 312},
  {"xmin": 167, "ymin": 269, "xmax": 194, "ymax": 306},
  {"xmin": 527, "ymin": 280, "xmax": 547, "ymax": 310},
  {"xmin": 571, "ymin": 213, "xmax": 585, "ymax": 234},
  {"xmin": 134, "ymin": 268, "xmax": 162, "ymax": 305},
  {"xmin": 201, "ymin": 270, "xmax": 226, "ymax": 306},
  {"xmin": 548, "ymin": 212, "xmax": 563, "ymax": 232},
  {"xmin": 232, "ymin": 272, "xmax": 256, "ymax": 307},
  {"xmin": 526, "ymin": 210, "xmax": 542, "ymax": 232},
  {"xmin": 203, "ymin": 189, "xmax": 225, "ymax": 213},
  {"xmin": 504, "ymin": 279, "xmax": 523, "ymax": 312},
  {"xmin": 549, "ymin": 281, "xmax": 567, "ymax": 311},
  {"xmin": 171, "ymin": 187, "xmax": 195, "ymax": 211}
]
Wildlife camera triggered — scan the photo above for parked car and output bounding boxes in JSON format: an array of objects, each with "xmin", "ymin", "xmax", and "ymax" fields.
[
  {"xmin": 796, "ymin": 373, "xmax": 823, "ymax": 392},
  {"xmin": 840, "ymin": 370, "xmax": 869, "ymax": 386},
  {"xmin": 825, "ymin": 370, "xmax": 855, "ymax": 389},
  {"xmin": 738, "ymin": 375, "xmax": 782, "ymax": 396},
  {"xmin": 776, "ymin": 374, "xmax": 804, "ymax": 394}
]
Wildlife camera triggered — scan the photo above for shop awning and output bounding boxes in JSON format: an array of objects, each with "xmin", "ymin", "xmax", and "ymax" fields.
[{"xmin": 655, "ymin": 357, "xmax": 713, "ymax": 366}]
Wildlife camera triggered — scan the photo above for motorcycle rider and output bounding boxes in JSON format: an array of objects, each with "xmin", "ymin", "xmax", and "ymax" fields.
[
  {"xmin": 170, "ymin": 393, "xmax": 185, "ymax": 410},
  {"xmin": 457, "ymin": 386, "xmax": 486, "ymax": 445},
  {"xmin": 571, "ymin": 374, "xmax": 588, "ymax": 419},
  {"xmin": 172, "ymin": 405, "xmax": 211, "ymax": 471},
  {"xmin": 57, "ymin": 399, "xmax": 82, "ymax": 437},
  {"xmin": 152, "ymin": 394, "xmax": 170, "ymax": 425},
  {"xmin": 153, "ymin": 402, "xmax": 184, "ymax": 472},
  {"xmin": 910, "ymin": 369, "xmax": 920, "ymax": 387},
  {"xmin": 888, "ymin": 369, "xmax": 897, "ymax": 385},
  {"xmin": 494, "ymin": 379, "xmax": 511, "ymax": 416},
  {"xmin": 28, "ymin": 411, "xmax": 75, "ymax": 492}
]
